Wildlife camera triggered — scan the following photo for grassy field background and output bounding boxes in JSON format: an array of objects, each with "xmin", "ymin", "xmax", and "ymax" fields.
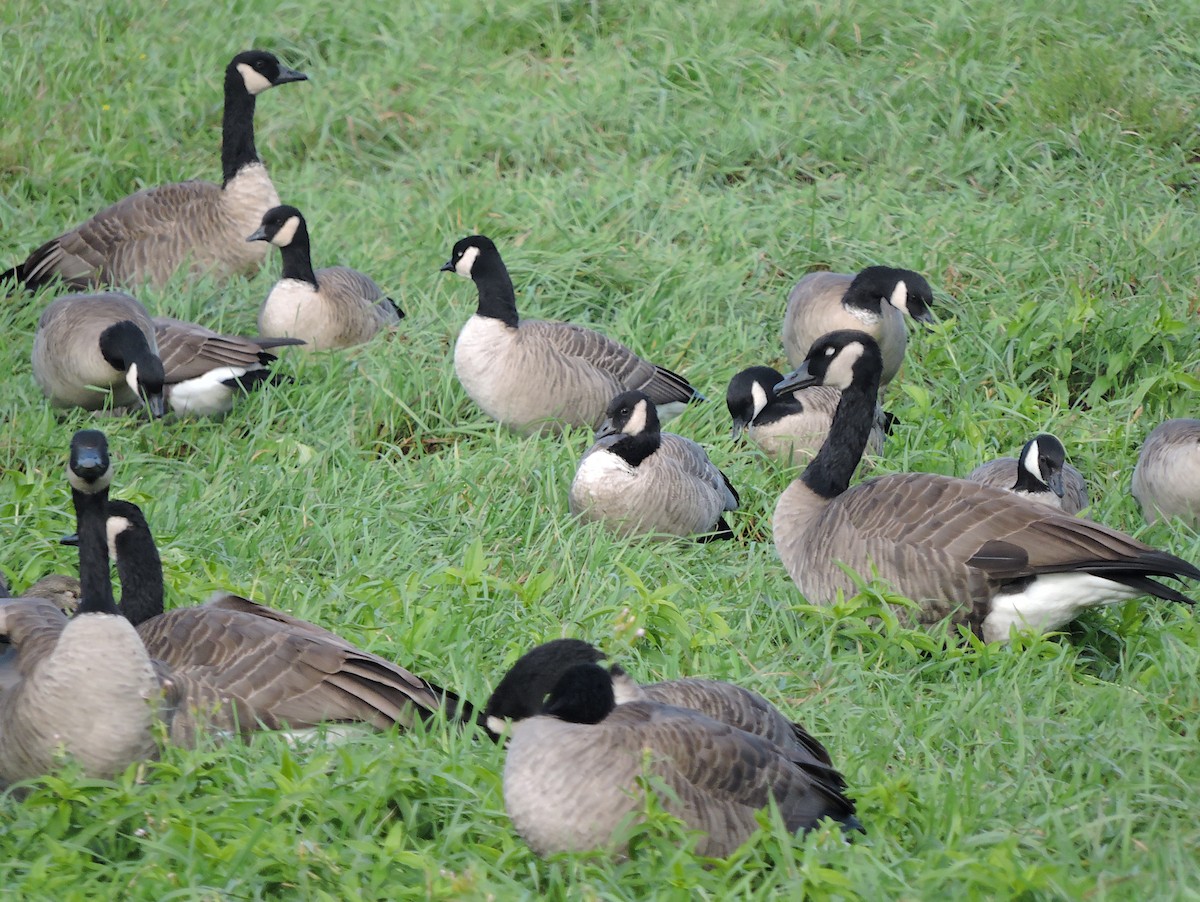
[{"xmin": 3, "ymin": 0, "xmax": 1200, "ymax": 898}]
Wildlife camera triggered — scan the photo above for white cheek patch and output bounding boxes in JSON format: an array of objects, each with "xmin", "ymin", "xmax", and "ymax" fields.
[
  {"xmin": 454, "ymin": 245, "xmax": 480, "ymax": 278},
  {"xmin": 125, "ymin": 362, "xmax": 140, "ymax": 395},
  {"xmin": 270, "ymin": 215, "xmax": 301, "ymax": 247},
  {"xmin": 889, "ymin": 280, "xmax": 910, "ymax": 315},
  {"xmin": 237, "ymin": 63, "xmax": 274, "ymax": 95},
  {"xmin": 1021, "ymin": 440, "xmax": 1043, "ymax": 482},
  {"xmin": 824, "ymin": 341, "xmax": 865, "ymax": 389},
  {"xmin": 486, "ymin": 715, "xmax": 508, "ymax": 736},
  {"xmin": 750, "ymin": 381, "xmax": 769, "ymax": 419},
  {"xmin": 66, "ymin": 460, "xmax": 113, "ymax": 493},
  {"xmin": 105, "ymin": 516, "xmax": 132, "ymax": 561},
  {"xmin": 623, "ymin": 400, "xmax": 649, "ymax": 436}
]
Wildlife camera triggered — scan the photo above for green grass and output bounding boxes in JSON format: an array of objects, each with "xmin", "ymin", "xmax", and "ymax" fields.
[{"xmin": 3, "ymin": 0, "xmax": 1200, "ymax": 897}]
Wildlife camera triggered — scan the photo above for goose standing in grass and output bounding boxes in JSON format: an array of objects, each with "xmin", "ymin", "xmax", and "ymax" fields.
[
  {"xmin": 441, "ymin": 235, "xmax": 703, "ymax": 435},
  {"xmin": 782, "ymin": 267, "xmax": 935, "ymax": 387},
  {"xmin": 32, "ymin": 292, "xmax": 299, "ymax": 417},
  {"xmin": 726, "ymin": 365, "xmax": 885, "ymax": 465},
  {"xmin": 484, "ymin": 642, "xmax": 860, "ymax": 858},
  {"xmin": 569, "ymin": 391, "xmax": 738, "ymax": 540},
  {"xmin": 1132, "ymin": 419, "xmax": 1200, "ymax": 527},
  {"xmin": 249, "ymin": 205, "xmax": 404, "ymax": 350},
  {"xmin": 772, "ymin": 330, "xmax": 1200, "ymax": 643},
  {"xmin": 966, "ymin": 434, "xmax": 1089, "ymax": 514},
  {"xmin": 98, "ymin": 498, "xmax": 472, "ymax": 734},
  {"xmin": 0, "ymin": 431, "xmax": 164, "ymax": 786},
  {"xmin": 2, "ymin": 51, "xmax": 307, "ymax": 293}
]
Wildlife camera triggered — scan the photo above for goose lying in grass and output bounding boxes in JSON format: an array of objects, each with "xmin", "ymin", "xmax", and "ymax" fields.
[
  {"xmin": 772, "ymin": 331, "xmax": 1199, "ymax": 642},
  {"xmin": 484, "ymin": 639, "xmax": 859, "ymax": 858},
  {"xmin": 441, "ymin": 235, "xmax": 703, "ymax": 435},
  {"xmin": 966, "ymin": 433, "xmax": 1089, "ymax": 515}
]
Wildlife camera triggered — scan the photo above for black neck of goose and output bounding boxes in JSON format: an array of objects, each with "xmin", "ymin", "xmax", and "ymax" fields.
[
  {"xmin": 73, "ymin": 487, "xmax": 119, "ymax": 617},
  {"xmin": 113, "ymin": 526, "xmax": 166, "ymax": 627},
  {"xmin": 221, "ymin": 67, "xmax": 260, "ymax": 185},
  {"xmin": 472, "ymin": 260, "xmax": 519, "ymax": 328},
  {"xmin": 608, "ymin": 431, "xmax": 661, "ymax": 467},
  {"xmin": 1012, "ymin": 465, "xmax": 1049, "ymax": 494},
  {"xmin": 277, "ymin": 220, "xmax": 318, "ymax": 285},
  {"xmin": 801, "ymin": 378, "xmax": 879, "ymax": 499}
]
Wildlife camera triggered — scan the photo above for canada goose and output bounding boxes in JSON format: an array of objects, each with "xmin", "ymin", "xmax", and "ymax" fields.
[
  {"xmin": 1132, "ymin": 419, "xmax": 1200, "ymax": 527},
  {"xmin": 966, "ymin": 434, "xmax": 1089, "ymax": 515},
  {"xmin": 482, "ymin": 639, "xmax": 843, "ymax": 777},
  {"xmin": 440, "ymin": 235, "xmax": 703, "ymax": 435},
  {"xmin": 1, "ymin": 51, "xmax": 307, "ymax": 293},
  {"xmin": 569, "ymin": 391, "xmax": 738, "ymax": 540},
  {"xmin": 781, "ymin": 268, "xmax": 935, "ymax": 387},
  {"xmin": 487, "ymin": 649, "xmax": 859, "ymax": 858},
  {"xmin": 100, "ymin": 498, "xmax": 472, "ymax": 734},
  {"xmin": 32, "ymin": 292, "xmax": 298, "ymax": 417},
  {"xmin": 726, "ymin": 365, "xmax": 885, "ymax": 465},
  {"xmin": 248, "ymin": 205, "xmax": 404, "ymax": 350},
  {"xmin": 0, "ymin": 430, "xmax": 165, "ymax": 786},
  {"xmin": 772, "ymin": 331, "xmax": 1200, "ymax": 643}
]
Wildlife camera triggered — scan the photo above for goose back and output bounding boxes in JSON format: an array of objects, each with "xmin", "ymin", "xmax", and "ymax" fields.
[{"xmin": 1132, "ymin": 419, "xmax": 1200, "ymax": 527}]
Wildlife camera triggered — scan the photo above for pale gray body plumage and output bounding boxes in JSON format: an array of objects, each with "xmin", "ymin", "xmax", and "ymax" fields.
[
  {"xmin": 32, "ymin": 293, "xmax": 157, "ymax": 410},
  {"xmin": 259, "ymin": 268, "xmax": 399, "ymax": 350},
  {"xmin": 783, "ymin": 272, "xmax": 908, "ymax": 384},
  {"xmin": 1132, "ymin": 419, "xmax": 1200, "ymax": 527},
  {"xmin": 570, "ymin": 432, "xmax": 737, "ymax": 538},
  {"xmin": 503, "ymin": 699, "xmax": 850, "ymax": 858},
  {"xmin": 569, "ymin": 392, "xmax": 737, "ymax": 539},
  {"xmin": 252, "ymin": 205, "xmax": 402, "ymax": 350},
  {"xmin": 0, "ymin": 598, "xmax": 164, "ymax": 787}
]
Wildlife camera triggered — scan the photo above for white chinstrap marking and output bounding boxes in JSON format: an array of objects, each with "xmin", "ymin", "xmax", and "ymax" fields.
[
  {"xmin": 237, "ymin": 63, "xmax": 274, "ymax": 95},
  {"xmin": 455, "ymin": 245, "xmax": 481, "ymax": 278}
]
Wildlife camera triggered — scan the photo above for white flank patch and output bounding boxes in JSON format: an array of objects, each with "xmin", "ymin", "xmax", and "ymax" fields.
[
  {"xmin": 981, "ymin": 572, "xmax": 1138, "ymax": 643},
  {"xmin": 750, "ymin": 380, "xmax": 769, "ymax": 420},
  {"xmin": 889, "ymin": 279, "xmax": 910, "ymax": 315},
  {"xmin": 237, "ymin": 63, "xmax": 274, "ymax": 95},
  {"xmin": 454, "ymin": 245, "xmax": 481, "ymax": 278},
  {"xmin": 105, "ymin": 515, "xmax": 133, "ymax": 561},
  {"xmin": 167, "ymin": 367, "xmax": 249, "ymax": 416},
  {"xmin": 623, "ymin": 399, "xmax": 649, "ymax": 436},
  {"xmin": 271, "ymin": 215, "xmax": 301, "ymax": 247}
]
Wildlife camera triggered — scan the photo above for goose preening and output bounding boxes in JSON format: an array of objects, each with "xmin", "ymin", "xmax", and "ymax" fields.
[
  {"xmin": 2, "ymin": 51, "xmax": 307, "ymax": 293},
  {"xmin": 32, "ymin": 292, "xmax": 299, "ymax": 417},
  {"xmin": 966, "ymin": 434, "xmax": 1089, "ymax": 515},
  {"xmin": 249, "ymin": 205, "xmax": 404, "ymax": 350},
  {"xmin": 781, "ymin": 267, "xmax": 935, "ymax": 388},
  {"xmin": 440, "ymin": 235, "xmax": 703, "ymax": 435},
  {"xmin": 1132, "ymin": 419, "xmax": 1200, "ymax": 528},
  {"xmin": 569, "ymin": 391, "xmax": 739, "ymax": 541},
  {"xmin": 772, "ymin": 330, "xmax": 1200, "ymax": 643},
  {"xmin": 483, "ymin": 640, "xmax": 859, "ymax": 858},
  {"xmin": 100, "ymin": 498, "xmax": 472, "ymax": 736},
  {"xmin": 726, "ymin": 365, "xmax": 885, "ymax": 465},
  {"xmin": 0, "ymin": 430, "xmax": 164, "ymax": 786}
]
